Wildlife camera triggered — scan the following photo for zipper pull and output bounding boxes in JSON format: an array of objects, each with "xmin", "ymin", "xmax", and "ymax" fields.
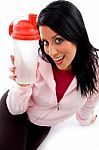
[{"xmin": 57, "ymin": 103, "xmax": 60, "ymax": 110}]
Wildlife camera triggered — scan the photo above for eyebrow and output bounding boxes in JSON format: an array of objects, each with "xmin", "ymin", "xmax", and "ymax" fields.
[{"xmin": 41, "ymin": 34, "xmax": 62, "ymax": 41}]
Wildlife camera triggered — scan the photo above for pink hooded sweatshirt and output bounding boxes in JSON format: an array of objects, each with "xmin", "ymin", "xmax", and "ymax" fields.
[{"xmin": 6, "ymin": 57, "xmax": 99, "ymax": 126}]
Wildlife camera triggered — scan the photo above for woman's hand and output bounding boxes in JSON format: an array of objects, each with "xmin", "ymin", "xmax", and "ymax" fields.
[
  {"xmin": 76, "ymin": 112, "xmax": 97, "ymax": 125},
  {"xmin": 91, "ymin": 114, "xmax": 97, "ymax": 123},
  {"xmin": 9, "ymin": 55, "xmax": 16, "ymax": 81},
  {"xmin": 9, "ymin": 55, "xmax": 30, "ymax": 87}
]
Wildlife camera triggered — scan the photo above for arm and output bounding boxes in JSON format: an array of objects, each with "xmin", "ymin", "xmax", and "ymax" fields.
[
  {"xmin": 76, "ymin": 92, "xmax": 99, "ymax": 125},
  {"xmin": 76, "ymin": 64, "xmax": 99, "ymax": 125},
  {"xmin": 7, "ymin": 55, "xmax": 33, "ymax": 115},
  {"xmin": 6, "ymin": 83, "xmax": 32, "ymax": 115}
]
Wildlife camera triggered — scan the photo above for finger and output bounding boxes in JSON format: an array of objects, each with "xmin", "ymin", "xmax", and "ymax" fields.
[
  {"xmin": 9, "ymin": 74, "xmax": 17, "ymax": 81},
  {"xmin": 91, "ymin": 115, "xmax": 97, "ymax": 123},
  {"xmin": 10, "ymin": 55, "xmax": 15, "ymax": 65},
  {"xmin": 9, "ymin": 66, "xmax": 16, "ymax": 73}
]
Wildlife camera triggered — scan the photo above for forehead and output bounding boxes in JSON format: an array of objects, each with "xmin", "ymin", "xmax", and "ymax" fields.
[{"xmin": 39, "ymin": 25, "xmax": 57, "ymax": 39}]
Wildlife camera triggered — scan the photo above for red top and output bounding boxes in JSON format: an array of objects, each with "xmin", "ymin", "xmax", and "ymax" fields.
[{"xmin": 52, "ymin": 66, "xmax": 74, "ymax": 102}]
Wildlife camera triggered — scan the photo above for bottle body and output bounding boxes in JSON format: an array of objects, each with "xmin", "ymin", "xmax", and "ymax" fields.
[
  {"xmin": 13, "ymin": 39, "xmax": 39, "ymax": 84},
  {"xmin": 9, "ymin": 14, "xmax": 40, "ymax": 84}
]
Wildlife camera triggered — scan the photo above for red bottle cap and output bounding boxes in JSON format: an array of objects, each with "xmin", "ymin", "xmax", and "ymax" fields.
[{"xmin": 9, "ymin": 14, "xmax": 40, "ymax": 40}]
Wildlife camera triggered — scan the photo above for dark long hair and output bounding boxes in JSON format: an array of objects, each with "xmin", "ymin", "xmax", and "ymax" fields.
[{"xmin": 37, "ymin": 0, "xmax": 99, "ymax": 96}]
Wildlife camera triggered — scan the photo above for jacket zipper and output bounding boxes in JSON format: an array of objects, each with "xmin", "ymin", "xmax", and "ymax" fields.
[{"xmin": 57, "ymin": 103, "xmax": 60, "ymax": 110}]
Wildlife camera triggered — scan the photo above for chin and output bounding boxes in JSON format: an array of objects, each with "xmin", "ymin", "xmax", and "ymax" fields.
[
  {"xmin": 57, "ymin": 66, "xmax": 66, "ymax": 70},
  {"xmin": 57, "ymin": 64, "xmax": 71, "ymax": 70}
]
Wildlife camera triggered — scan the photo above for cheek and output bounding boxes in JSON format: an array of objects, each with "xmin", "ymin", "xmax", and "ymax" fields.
[
  {"xmin": 67, "ymin": 44, "xmax": 77, "ymax": 57},
  {"xmin": 69, "ymin": 50, "xmax": 77, "ymax": 60},
  {"xmin": 64, "ymin": 47, "xmax": 77, "ymax": 61},
  {"xmin": 72, "ymin": 47, "xmax": 77, "ymax": 58},
  {"xmin": 63, "ymin": 42, "xmax": 77, "ymax": 55}
]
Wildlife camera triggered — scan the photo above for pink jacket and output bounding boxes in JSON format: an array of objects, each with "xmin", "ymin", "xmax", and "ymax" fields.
[{"xmin": 6, "ymin": 58, "xmax": 99, "ymax": 126}]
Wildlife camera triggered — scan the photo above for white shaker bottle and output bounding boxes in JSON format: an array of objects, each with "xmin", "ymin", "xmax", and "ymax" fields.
[{"xmin": 9, "ymin": 14, "xmax": 40, "ymax": 84}]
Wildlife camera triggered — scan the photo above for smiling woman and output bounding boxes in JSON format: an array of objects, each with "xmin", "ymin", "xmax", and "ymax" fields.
[
  {"xmin": 0, "ymin": 0, "xmax": 99, "ymax": 150},
  {"xmin": 39, "ymin": 26, "xmax": 77, "ymax": 70},
  {"xmin": 37, "ymin": 0, "xmax": 99, "ymax": 96}
]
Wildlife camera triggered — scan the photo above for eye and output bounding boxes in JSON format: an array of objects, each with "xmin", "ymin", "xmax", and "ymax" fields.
[
  {"xmin": 55, "ymin": 38, "xmax": 63, "ymax": 44},
  {"xmin": 43, "ymin": 40, "xmax": 49, "ymax": 46}
]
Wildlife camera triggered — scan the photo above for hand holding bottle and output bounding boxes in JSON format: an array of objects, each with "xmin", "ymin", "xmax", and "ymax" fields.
[{"xmin": 9, "ymin": 55, "xmax": 30, "ymax": 87}]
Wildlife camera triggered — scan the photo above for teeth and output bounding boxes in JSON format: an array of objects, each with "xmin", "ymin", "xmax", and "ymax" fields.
[{"xmin": 54, "ymin": 56, "xmax": 64, "ymax": 61}]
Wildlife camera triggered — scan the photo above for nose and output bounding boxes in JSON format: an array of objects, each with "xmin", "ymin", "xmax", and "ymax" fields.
[{"xmin": 47, "ymin": 44, "xmax": 58, "ymax": 57}]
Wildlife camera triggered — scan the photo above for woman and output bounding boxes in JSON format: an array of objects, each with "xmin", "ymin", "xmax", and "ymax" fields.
[{"xmin": 0, "ymin": 0, "xmax": 99, "ymax": 150}]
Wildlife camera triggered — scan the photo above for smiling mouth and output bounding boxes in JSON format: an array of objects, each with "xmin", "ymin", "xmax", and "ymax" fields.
[{"xmin": 53, "ymin": 55, "xmax": 65, "ymax": 65}]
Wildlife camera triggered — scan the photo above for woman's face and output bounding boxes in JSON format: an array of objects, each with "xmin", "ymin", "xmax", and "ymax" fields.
[{"xmin": 39, "ymin": 25, "xmax": 77, "ymax": 70}]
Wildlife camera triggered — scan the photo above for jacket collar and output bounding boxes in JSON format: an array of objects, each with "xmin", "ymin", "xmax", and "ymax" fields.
[
  {"xmin": 38, "ymin": 58, "xmax": 56, "ymax": 94},
  {"xmin": 38, "ymin": 58, "xmax": 77, "ymax": 96},
  {"xmin": 64, "ymin": 77, "xmax": 77, "ymax": 96}
]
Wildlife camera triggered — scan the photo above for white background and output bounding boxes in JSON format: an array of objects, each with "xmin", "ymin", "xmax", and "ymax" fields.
[{"xmin": 0, "ymin": 0, "xmax": 99, "ymax": 150}]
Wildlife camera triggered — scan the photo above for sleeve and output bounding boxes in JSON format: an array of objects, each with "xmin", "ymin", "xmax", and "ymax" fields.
[
  {"xmin": 6, "ymin": 83, "xmax": 32, "ymax": 115},
  {"xmin": 76, "ymin": 65, "xmax": 99, "ymax": 126},
  {"xmin": 76, "ymin": 92, "xmax": 99, "ymax": 125}
]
